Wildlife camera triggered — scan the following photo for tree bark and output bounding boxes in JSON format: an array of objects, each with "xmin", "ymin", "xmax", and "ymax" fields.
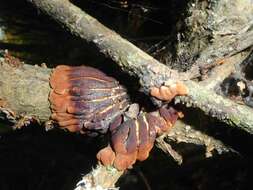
[
  {"xmin": 1, "ymin": 0, "xmax": 252, "ymax": 189},
  {"xmin": 25, "ymin": 0, "xmax": 253, "ymax": 134},
  {"xmin": 0, "ymin": 55, "xmax": 231, "ymax": 190},
  {"xmin": 173, "ymin": 0, "xmax": 253, "ymax": 69},
  {"xmin": 0, "ymin": 57, "xmax": 51, "ymax": 122}
]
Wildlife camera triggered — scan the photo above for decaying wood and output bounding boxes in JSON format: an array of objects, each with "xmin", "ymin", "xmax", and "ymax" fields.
[
  {"xmin": 74, "ymin": 165, "xmax": 123, "ymax": 190},
  {"xmin": 26, "ymin": 0, "xmax": 253, "ymax": 134},
  {"xmin": 0, "ymin": 56, "xmax": 232, "ymax": 190},
  {"xmin": 199, "ymin": 53, "xmax": 247, "ymax": 90},
  {"xmin": 0, "ymin": 56, "xmax": 51, "ymax": 122},
  {"xmin": 1, "ymin": 0, "xmax": 252, "ymax": 189},
  {"xmin": 174, "ymin": 0, "xmax": 253, "ymax": 69}
]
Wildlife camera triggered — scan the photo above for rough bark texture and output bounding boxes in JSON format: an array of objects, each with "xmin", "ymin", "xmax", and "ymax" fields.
[
  {"xmin": 0, "ymin": 58, "xmax": 51, "ymax": 122},
  {"xmin": 74, "ymin": 165, "xmax": 123, "ymax": 190},
  {"xmin": 176, "ymin": 80, "xmax": 253, "ymax": 133},
  {"xmin": 0, "ymin": 57, "xmax": 231, "ymax": 190},
  {"xmin": 175, "ymin": 0, "xmax": 253, "ymax": 68},
  {"xmin": 1, "ymin": 0, "xmax": 252, "ymax": 189},
  {"xmin": 26, "ymin": 0, "xmax": 253, "ymax": 134},
  {"xmin": 27, "ymin": 0, "xmax": 189, "ymax": 86}
]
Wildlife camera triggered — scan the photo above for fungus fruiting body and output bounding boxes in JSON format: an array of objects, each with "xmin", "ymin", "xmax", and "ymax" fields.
[
  {"xmin": 97, "ymin": 106, "xmax": 182, "ymax": 170},
  {"xmin": 49, "ymin": 65, "xmax": 183, "ymax": 171},
  {"xmin": 49, "ymin": 65, "xmax": 130, "ymax": 135},
  {"xmin": 150, "ymin": 82, "xmax": 188, "ymax": 101}
]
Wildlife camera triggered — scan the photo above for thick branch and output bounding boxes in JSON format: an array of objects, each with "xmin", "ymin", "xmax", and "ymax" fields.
[
  {"xmin": 0, "ymin": 58, "xmax": 231, "ymax": 189},
  {"xmin": 26, "ymin": 0, "xmax": 253, "ymax": 134},
  {"xmin": 0, "ymin": 58, "xmax": 51, "ymax": 122}
]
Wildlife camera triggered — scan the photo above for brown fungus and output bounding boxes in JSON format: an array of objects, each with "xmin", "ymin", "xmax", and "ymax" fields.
[
  {"xmin": 150, "ymin": 82, "xmax": 188, "ymax": 101},
  {"xmin": 49, "ymin": 65, "xmax": 130, "ymax": 135},
  {"xmin": 97, "ymin": 107, "xmax": 182, "ymax": 170}
]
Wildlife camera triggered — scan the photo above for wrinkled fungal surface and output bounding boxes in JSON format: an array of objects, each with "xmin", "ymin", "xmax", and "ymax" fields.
[
  {"xmin": 97, "ymin": 106, "xmax": 181, "ymax": 170},
  {"xmin": 150, "ymin": 82, "xmax": 188, "ymax": 101},
  {"xmin": 49, "ymin": 65, "xmax": 130, "ymax": 135}
]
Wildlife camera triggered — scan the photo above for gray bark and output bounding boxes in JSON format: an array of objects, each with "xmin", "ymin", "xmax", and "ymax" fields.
[{"xmin": 26, "ymin": 0, "xmax": 253, "ymax": 134}]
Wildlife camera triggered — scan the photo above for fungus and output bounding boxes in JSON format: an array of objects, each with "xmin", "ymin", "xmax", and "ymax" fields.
[
  {"xmin": 49, "ymin": 65, "xmax": 130, "ymax": 135},
  {"xmin": 97, "ymin": 107, "xmax": 182, "ymax": 170},
  {"xmin": 150, "ymin": 82, "xmax": 188, "ymax": 101}
]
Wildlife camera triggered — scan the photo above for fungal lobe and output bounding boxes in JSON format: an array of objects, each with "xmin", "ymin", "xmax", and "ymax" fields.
[
  {"xmin": 49, "ymin": 65, "xmax": 130, "ymax": 134},
  {"xmin": 97, "ymin": 106, "xmax": 182, "ymax": 170},
  {"xmin": 150, "ymin": 82, "xmax": 188, "ymax": 101}
]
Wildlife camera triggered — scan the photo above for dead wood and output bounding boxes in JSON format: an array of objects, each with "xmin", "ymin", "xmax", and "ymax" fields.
[
  {"xmin": 0, "ymin": 0, "xmax": 252, "ymax": 189},
  {"xmin": 0, "ymin": 55, "xmax": 231, "ymax": 190},
  {"xmin": 26, "ymin": 0, "xmax": 253, "ymax": 134},
  {"xmin": 0, "ymin": 55, "xmax": 51, "ymax": 122}
]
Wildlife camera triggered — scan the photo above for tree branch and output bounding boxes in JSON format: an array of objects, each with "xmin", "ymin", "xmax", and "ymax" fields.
[
  {"xmin": 0, "ymin": 56, "xmax": 231, "ymax": 190},
  {"xmin": 26, "ymin": 0, "xmax": 253, "ymax": 134},
  {"xmin": 1, "ymin": 0, "xmax": 252, "ymax": 189},
  {"xmin": 0, "ymin": 55, "xmax": 51, "ymax": 123}
]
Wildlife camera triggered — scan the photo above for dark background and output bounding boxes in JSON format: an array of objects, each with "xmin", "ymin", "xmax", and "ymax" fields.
[{"xmin": 0, "ymin": 0, "xmax": 252, "ymax": 189}]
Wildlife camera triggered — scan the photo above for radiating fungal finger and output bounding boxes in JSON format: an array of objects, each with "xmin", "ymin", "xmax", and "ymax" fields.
[
  {"xmin": 49, "ymin": 65, "xmax": 130, "ymax": 135},
  {"xmin": 136, "ymin": 115, "xmax": 153, "ymax": 161},
  {"xmin": 111, "ymin": 121, "xmax": 130, "ymax": 154}
]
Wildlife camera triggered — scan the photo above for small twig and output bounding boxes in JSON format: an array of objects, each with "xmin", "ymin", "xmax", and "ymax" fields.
[
  {"xmin": 166, "ymin": 121, "xmax": 232, "ymax": 157},
  {"xmin": 156, "ymin": 135, "xmax": 183, "ymax": 165}
]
